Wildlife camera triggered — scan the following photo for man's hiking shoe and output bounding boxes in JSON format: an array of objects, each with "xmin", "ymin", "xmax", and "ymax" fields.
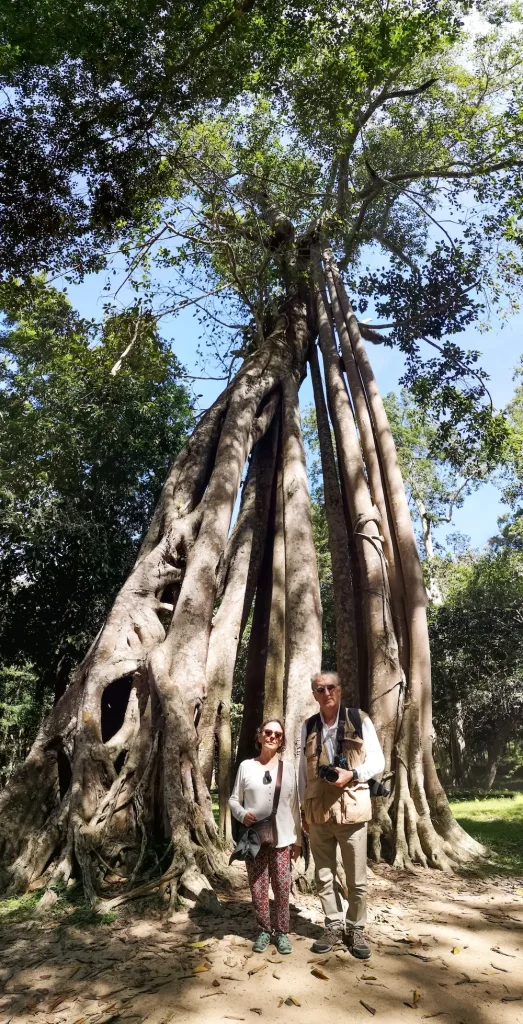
[
  {"xmin": 311, "ymin": 924, "xmax": 343, "ymax": 954},
  {"xmin": 346, "ymin": 927, "xmax": 372, "ymax": 960},
  {"xmin": 275, "ymin": 932, "xmax": 293, "ymax": 954},
  {"xmin": 252, "ymin": 930, "xmax": 271, "ymax": 952}
]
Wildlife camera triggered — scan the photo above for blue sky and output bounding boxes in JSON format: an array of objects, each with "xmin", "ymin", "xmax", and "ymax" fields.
[{"xmin": 63, "ymin": 267, "xmax": 522, "ymax": 553}]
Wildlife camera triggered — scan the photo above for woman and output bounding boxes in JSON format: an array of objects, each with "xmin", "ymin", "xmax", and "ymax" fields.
[{"xmin": 229, "ymin": 719, "xmax": 301, "ymax": 954}]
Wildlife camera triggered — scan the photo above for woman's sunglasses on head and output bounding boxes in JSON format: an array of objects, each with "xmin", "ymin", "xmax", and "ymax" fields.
[{"xmin": 314, "ymin": 684, "xmax": 339, "ymax": 695}]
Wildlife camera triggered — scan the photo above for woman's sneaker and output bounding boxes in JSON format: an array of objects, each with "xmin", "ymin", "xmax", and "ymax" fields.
[
  {"xmin": 275, "ymin": 933, "xmax": 292, "ymax": 955},
  {"xmin": 311, "ymin": 923, "xmax": 343, "ymax": 953},
  {"xmin": 252, "ymin": 930, "xmax": 271, "ymax": 952},
  {"xmin": 346, "ymin": 927, "xmax": 372, "ymax": 960}
]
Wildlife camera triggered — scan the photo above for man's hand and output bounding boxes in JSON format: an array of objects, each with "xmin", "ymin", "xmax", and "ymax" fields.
[
  {"xmin": 301, "ymin": 811, "xmax": 309, "ymax": 834},
  {"xmin": 243, "ymin": 811, "xmax": 257, "ymax": 826},
  {"xmin": 328, "ymin": 767, "xmax": 354, "ymax": 789},
  {"xmin": 291, "ymin": 844, "xmax": 301, "ymax": 861}
]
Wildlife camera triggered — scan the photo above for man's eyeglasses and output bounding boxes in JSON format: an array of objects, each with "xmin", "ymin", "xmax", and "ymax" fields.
[
  {"xmin": 314, "ymin": 684, "xmax": 339, "ymax": 695},
  {"xmin": 263, "ymin": 729, "xmax": 283, "ymax": 739}
]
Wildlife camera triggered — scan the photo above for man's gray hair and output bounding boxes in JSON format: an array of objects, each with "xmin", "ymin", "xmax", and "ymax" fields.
[{"xmin": 311, "ymin": 671, "xmax": 340, "ymax": 689}]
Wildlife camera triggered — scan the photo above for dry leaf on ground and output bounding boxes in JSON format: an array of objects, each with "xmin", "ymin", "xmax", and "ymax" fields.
[
  {"xmin": 285, "ymin": 996, "xmax": 301, "ymax": 1006},
  {"xmin": 360, "ymin": 1000, "xmax": 376, "ymax": 1015},
  {"xmin": 248, "ymin": 963, "xmax": 267, "ymax": 977},
  {"xmin": 311, "ymin": 968, "xmax": 329, "ymax": 980}
]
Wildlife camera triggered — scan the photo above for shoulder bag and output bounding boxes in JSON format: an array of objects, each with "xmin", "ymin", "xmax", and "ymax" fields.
[{"xmin": 252, "ymin": 759, "xmax": 283, "ymax": 849}]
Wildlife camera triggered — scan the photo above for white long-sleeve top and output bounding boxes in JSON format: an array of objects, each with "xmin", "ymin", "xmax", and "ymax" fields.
[
  {"xmin": 298, "ymin": 710, "xmax": 385, "ymax": 804},
  {"xmin": 229, "ymin": 758, "xmax": 302, "ymax": 848}
]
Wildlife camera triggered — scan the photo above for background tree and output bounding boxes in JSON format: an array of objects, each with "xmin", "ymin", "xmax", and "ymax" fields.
[
  {"xmin": 383, "ymin": 389, "xmax": 495, "ymax": 603},
  {"xmin": 430, "ymin": 542, "xmax": 523, "ymax": 790},
  {"xmin": 2, "ymin": 1, "xmax": 523, "ymax": 898}
]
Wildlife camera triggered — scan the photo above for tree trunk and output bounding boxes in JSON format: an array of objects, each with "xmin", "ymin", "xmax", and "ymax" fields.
[
  {"xmin": 319, "ymin": 249, "xmax": 484, "ymax": 867},
  {"xmin": 484, "ymin": 722, "xmax": 512, "ymax": 790},
  {"xmin": 413, "ymin": 496, "xmax": 444, "ymax": 606},
  {"xmin": 309, "ymin": 341, "xmax": 359, "ymax": 704},
  {"xmin": 449, "ymin": 704, "xmax": 466, "ymax": 786},
  {"xmin": 0, "ymin": 296, "xmax": 315, "ymax": 899},
  {"xmin": 0, "ymin": 234, "xmax": 485, "ymax": 894}
]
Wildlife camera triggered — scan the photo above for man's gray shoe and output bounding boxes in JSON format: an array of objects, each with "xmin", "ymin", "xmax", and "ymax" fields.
[
  {"xmin": 311, "ymin": 924, "xmax": 343, "ymax": 954},
  {"xmin": 346, "ymin": 927, "xmax": 372, "ymax": 960}
]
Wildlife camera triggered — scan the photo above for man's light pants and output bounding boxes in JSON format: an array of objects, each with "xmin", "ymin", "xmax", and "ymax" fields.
[{"xmin": 309, "ymin": 821, "xmax": 367, "ymax": 929}]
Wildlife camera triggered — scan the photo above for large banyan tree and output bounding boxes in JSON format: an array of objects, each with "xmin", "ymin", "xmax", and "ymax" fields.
[{"xmin": 1, "ymin": 0, "xmax": 523, "ymax": 902}]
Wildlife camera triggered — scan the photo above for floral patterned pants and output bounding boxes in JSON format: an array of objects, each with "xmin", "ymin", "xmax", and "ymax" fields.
[{"xmin": 246, "ymin": 845, "xmax": 292, "ymax": 933}]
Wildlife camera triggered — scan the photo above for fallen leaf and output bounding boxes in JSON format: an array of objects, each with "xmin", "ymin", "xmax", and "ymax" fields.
[
  {"xmin": 278, "ymin": 998, "xmax": 284, "ymax": 1007},
  {"xmin": 515, "ymin": 890, "xmax": 523, "ymax": 896},
  {"xmin": 361, "ymin": 975, "xmax": 377, "ymax": 981},
  {"xmin": 71, "ymin": 1018, "xmax": 89, "ymax": 1024},
  {"xmin": 47, "ymin": 995, "xmax": 72, "ymax": 1012},
  {"xmin": 491, "ymin": 947, "xmax": 516, "ymax": 958},
  {"xmin": 360, "ymin": 1000, "xmax": 376, "ymax": 1016},
  {"xmin": 501, "ymin": 996, "xmax": 522, "ymax": 1003},
  {"xmin": 285, "ymin": 996, "xmax": 301, "ymax": 1006},
  {"xmin": 221, "ymin": 975, "xmax": 241, "ymax": 982},
  {"xmin": 224, "ymin": 1017, "xmax": 245, "ymax": 1020},
  {"xmin": 307, "ymin": 957, "xmax": 330, "ymax": 965},
  {"xmin": 311, "ymin": 968, "xmax": 329, "ymax": 981},
  {"xmin": 248, "ymin": 963, "xmax": 267, "ymax": 977},
  {"xmin": 451, "ymin": 948, "xmax": 460, "ymax": 955},
  {"xmin": 266, "ymin": 957, "xmax": 283, "ymax": 964},
  {"xmin": 193, "ymin": 965, "xmax": 210, "ymax": 974},
  {"xmin": 273, "ymin": 972, "xmax": 281, "ymax": 980},
  {"xmin": 455, "ymin": 974, "xmax": 479, "ymax": 986},
  {"xmin": 491, "ymin": 962, "xmax": 510, "ymax": 973},
  {"xmin": 250, "ymin": 1009, "xmax": 262, "ymax": 1015},
  {"xmin": 212, "ymin": 979, "xmax": 221, "ymax": 987},
  {"xmin": 413, "ymin": 990, "xmax": 422, "ymax": 1006},
  {"xmin": 200, "ymin": 992, "xmax": 225, "ymax": 999},
  {"xmin": 421, "ymin": 1015, "xmax": 451, "ymax": 1020},
  {"xmin": 189, "ymin": 940, "xmax": 214, "ymax": 949}
]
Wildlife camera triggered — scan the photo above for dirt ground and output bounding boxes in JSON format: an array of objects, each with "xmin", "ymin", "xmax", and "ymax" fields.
[{"xmin": 1, "ymin": 866, "xmax": 523, "ymax": 1024}]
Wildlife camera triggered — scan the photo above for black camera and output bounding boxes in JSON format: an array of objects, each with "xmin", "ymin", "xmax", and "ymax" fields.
[{"xmin": 318, "ymin": 754, "xmax": 348, "ymax": 783}]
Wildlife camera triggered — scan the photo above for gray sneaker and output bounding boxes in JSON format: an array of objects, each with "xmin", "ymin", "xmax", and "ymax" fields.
[
  {"xmin": 346, "ymin": 927, "xmax": 371, "ymax": 960},
  {"xmin": 311, "ymin": 924, "xmax": 343, "ymax": 954}
]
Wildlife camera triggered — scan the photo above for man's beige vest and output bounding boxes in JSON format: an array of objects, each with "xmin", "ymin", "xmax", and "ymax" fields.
[{"xmin": 303, "ymin": 709, "xmax": 372, "ymax": 826}]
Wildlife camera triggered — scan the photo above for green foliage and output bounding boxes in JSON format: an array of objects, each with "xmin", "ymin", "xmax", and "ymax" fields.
[
  {"xmin": 430, "ymin": 544, "xmax": 523, "ymax": 758},
  {"xmin": 450, "ymin": 793, "xmax": 523, "ymax": 875},
  {"xmin": 0, "ymin": 665, "xmax": 51, "ymax": 786},
  {"xmin": 0, "ymin": 278, "xmax": 192, "ymax": 762}
]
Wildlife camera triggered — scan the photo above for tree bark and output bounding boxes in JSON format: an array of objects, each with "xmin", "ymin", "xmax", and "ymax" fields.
[
  {"xmin": 309, "ymin": 340, "xmax": 358, "ymax": 704},
  {"xmin": 281, "ymin": 372, "xmax": 323, "ymax": 761},
  {"xmin": 328, "ymin": 255, "xmax": 483, "ymax": 865}
]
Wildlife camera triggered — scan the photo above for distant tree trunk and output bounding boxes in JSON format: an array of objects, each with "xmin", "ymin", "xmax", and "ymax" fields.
[
  {"xmin": 450, "ymin": 704, "xmax": 466, "ymax": 786},
  {"xmin": 413, "ymin": 496, "xmax": 444, "ymax": 606},
  {"xmin": 484, "ymin": 721, "xmax": 512, "ymax": 790}
]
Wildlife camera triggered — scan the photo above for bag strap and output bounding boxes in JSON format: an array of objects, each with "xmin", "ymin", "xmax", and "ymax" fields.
[
  {"xmin": 271, "ymin": 759, "xmax": 284, "ymax": 820},
  {"xmin": 348, "ymin": 707, "xmax": 363, "ymax": 740}
]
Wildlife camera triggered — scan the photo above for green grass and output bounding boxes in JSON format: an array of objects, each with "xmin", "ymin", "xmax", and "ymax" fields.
[
  {"xmin": 0, "ymin": 883, "xmax": 117, "ymax": 928},
  {"xmin": 450, "ymin": 792, "xmax": 523, "ymax": 875}
]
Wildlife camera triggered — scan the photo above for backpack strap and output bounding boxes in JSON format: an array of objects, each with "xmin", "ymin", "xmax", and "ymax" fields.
[{"xmin": 348, "ymin": 707, "xmax": 363, "ymax": 740}]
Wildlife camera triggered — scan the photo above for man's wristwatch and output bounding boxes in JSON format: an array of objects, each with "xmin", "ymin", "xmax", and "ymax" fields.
[{"xmin": 351, "ymin": 768, "xmax": 359, "ymax": 782}]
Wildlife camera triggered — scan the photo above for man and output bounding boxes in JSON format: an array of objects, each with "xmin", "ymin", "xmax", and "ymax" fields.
[{"xmin": 298, "ymin": 671, "xmax": 385, "ymax": 960}]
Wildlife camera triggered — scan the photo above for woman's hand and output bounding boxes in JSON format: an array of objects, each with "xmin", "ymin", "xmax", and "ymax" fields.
[
  {"xmin": 291, "ymin": 844, "xmax": 301, "ymax": 861},
  {"xmin": 243, "ymin": 811, "xmax": 257, "ymax": 826}
]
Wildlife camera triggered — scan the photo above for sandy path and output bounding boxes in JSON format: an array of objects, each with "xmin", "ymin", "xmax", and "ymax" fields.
[{"xmin": 1, "ymin": 867, "xmax": 522, "ymax": 1024}]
